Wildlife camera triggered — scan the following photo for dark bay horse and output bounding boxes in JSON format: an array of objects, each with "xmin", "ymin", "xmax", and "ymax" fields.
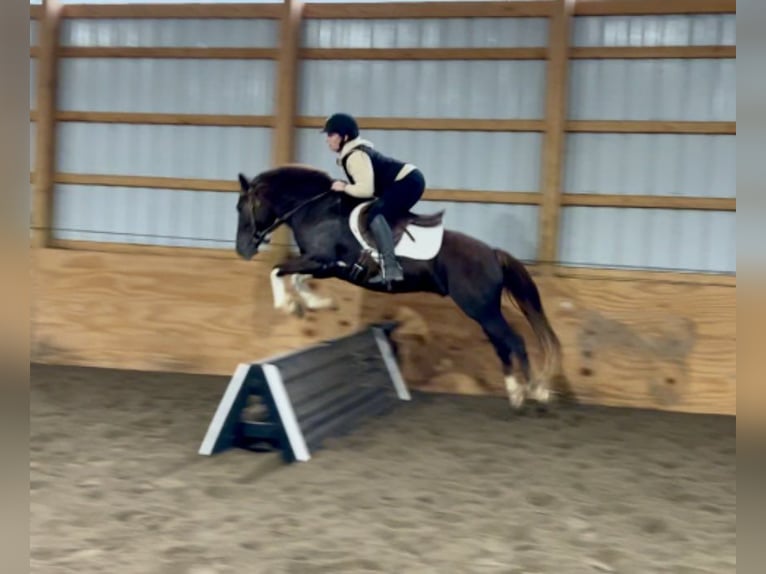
[{"xmin": 236, "ymin": 165, "xmax": 566, "ymax": 412}]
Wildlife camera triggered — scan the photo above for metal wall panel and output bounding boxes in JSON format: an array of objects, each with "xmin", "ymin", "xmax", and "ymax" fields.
[
  {"xmin": 57, "ymin": 58, "xmax": 276, "ymax": 115},
  {"xmin": 60, "ymin": 18, "xmax": 279, "ymax": 47},
  {"xmin": 295, "ymin": 128, "xmax": 542, "ymax": 192},
  {"xmin": 298, "ymin": 60, "xmax": 547, "ymax": 119},
  {"xmin": 30, "ymin": 19, "xmax": 39, "ymax": 46},
  {"xmin": 564, "ymin": 133, "xmax": 735, "ymax": 198},
  {"xmin": 422, "ymin": 201, "xmax": 539, "ymax": 261},
  {"xmin": 53, "ymin": 184, "xmax": 241, "ymax": 250},
  {"xmin": 302, "ymin": 17, "xmax": 548, "ymax": 48},
  {"xmin": 57, "ymin": 123, "xmax": 273, "ymax": 180},
  {"xmin": 30, "ymin": 122, "xmax": 36, "ymax": 168},
  {"xmin": 568, "ymin": 59, "xmax": 735, "ymax": 121},
  {"xmin": 559, "ymin": 207, "xmax": 735, "ymax": 273},
  {"xmin": 30, "ymin": 58, "xmax": 37, "ymax": 108},
  {"xmin": 573, "ymin": 15, "xmax": 736, "ymax": 46}
]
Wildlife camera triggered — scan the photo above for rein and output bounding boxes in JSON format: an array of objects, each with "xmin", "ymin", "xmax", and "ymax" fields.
[{"xmin": 252, "ymin": 189, "xmax": 332, "ymax": 248}]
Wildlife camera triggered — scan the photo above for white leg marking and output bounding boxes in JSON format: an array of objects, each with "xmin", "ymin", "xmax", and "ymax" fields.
[
  {"xmin": 290, "ymin": 274, "xmax": 336, "ymax": 310},
  {"xmin": 270, "ymin": 268, "xmax": 288, "ymax": 310},
  {"xmin": 505, "ymin": 375, "xmax": 525, "ymax": 410},
  {"xmin": 527, "ymin": 381, "xmax": 551, "ymax": 404},
  {"xmin": 271, "ymin": 268, "xmax": 301, "ymax": 315}
]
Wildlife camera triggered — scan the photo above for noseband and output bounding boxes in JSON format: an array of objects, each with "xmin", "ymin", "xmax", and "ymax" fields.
[{"xmin": 249, "ymin": 189, "xmax": 332, "ymax": 249}]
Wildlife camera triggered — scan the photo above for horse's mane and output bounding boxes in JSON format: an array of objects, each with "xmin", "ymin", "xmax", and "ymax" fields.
[{"xmin": 254, "ymin": 163, "xmax": 334, "ymax": 200}]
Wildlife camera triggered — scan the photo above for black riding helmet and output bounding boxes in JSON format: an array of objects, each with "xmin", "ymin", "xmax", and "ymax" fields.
[{"xmin": 321, "ymin": 113, "xmax": 359, "ymax": 140}]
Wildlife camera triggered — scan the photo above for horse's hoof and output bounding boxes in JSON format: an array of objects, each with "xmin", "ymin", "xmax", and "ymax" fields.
[
  {"xmin": 527, "ymin": 382, "xmax": 551, "ymax": 405},
  {"xmin": 504, "ymin": 375, "xmax": 526, "ymax": 411}
]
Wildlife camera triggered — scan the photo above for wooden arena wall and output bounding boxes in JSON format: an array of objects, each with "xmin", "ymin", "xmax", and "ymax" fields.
[{"xmin": 29, "ymin": 0, "xmax": 736, "ymax": 416}]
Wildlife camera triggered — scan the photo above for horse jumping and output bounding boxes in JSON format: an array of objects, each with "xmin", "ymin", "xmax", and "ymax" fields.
[{"xmin": 235, "ymin": 165, "xmax": 566, "ymax": 412}]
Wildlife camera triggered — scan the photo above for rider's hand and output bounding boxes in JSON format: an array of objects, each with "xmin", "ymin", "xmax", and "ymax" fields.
[{"xmin": 331, "ymin": 180, "xmax": 347, "ymax": 192}]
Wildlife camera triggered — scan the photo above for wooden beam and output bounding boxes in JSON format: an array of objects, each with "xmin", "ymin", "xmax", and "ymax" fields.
[
  {"xmin": 269, "ymin": 0, "xmax": 304, "ymax": 262},
  {"xmin": 303, "ymin": 1, "xmax": 555, "ymax": 19},
  {"xmin": 571, "ymin": 46, "xmax": 735, "ymax": 59},
  {"xmin": 537, "ymin": 0, "xmax": 573, "ymax": 268},
  {"xmin": 60, "ymin": 3, "xmax": 282, "ymax": 19},
  {"xmin": 567, "ymin": 120, "xmax": 736, "ymax": 135},
  {"xmin": 297, "ymin": 116, "xmax": 545, "ymax": 132},
  {"xmin": 423, "ymin": 190, "xmax": 541, "ymax": 205},
  {"xmin": 31, "ymin": 0, "xmax": 61, "ymax": 248},
  {"xmin": 50, "ymin": 239, "xmax": 237, "ymax": 259},
  {"xmin": 300, "ymin": 47, "xmax": 547, "ymax": 60},
  {"xmin": 561, "ymin": 194, "xmax": 736, "ymax": 211},
  {"xmin": 58, "ymin": 47, "xmax": 278, "ymax": 60},
  {"xmin": 55, "ymin": 111, "xmax": 275, "ymax": 128},
  {"xmin": 573, "ymin": 0, "xmax": 736, "ymax": 16},
  {"xmin": 52, "ymin": 173, "xmax": 538, "ymax": 205},
  {"xmin": 552, "ymin": 265, "xmax": 735, "ymax": 287},
  {"xmin": 54, "ymin": 173, "xmax": 238, "ymax": 192}
]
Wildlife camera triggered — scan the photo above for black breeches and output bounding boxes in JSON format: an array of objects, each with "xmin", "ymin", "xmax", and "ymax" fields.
[{"xmin": 366, "ymin": 168, "xmax": 426, "ymax": 223}]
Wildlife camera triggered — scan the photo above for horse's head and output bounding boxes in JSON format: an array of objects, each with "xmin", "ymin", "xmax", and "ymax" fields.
[
  {"xmin": 235, "ymin": 165, "xmax": 336, "ymax": 259},
  {"xmin": 235, "ymin": 172, "xmax": 277, "ymax": 260}
]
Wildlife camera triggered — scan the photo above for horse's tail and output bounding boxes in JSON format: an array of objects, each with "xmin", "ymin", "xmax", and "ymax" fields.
[{"xmin": 493, "ymin": 248, "xmax": 564, "ymax": 391}]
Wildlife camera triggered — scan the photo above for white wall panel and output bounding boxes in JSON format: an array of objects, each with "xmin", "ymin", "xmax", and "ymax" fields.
[
  {"xmin": 30, "ymin": 58, "xmax": 37, "ymax": 108},
  {"xmin": 30, "ymin": 122, "xmax": 36, "ymax": 168},
  {"xmin": 573, "ymin": 15, "xmax": 736, "ymax": 47},
  {"xmin": 568, "ymin": 59, "xmax": 735, "ymax": 121},
  {"xmin": 302, "ymin": 17, "xmax": 548, "ymax": 48},
  {"xmin": 422, "ymin": 201, "xmax": 539, "ymax": 261},
  {"xmin": 295, "ymin": 127, "xmax": 542, "ymax": 192},
  {"xmin": 57, "ymin": 58, "xmax": 276, "ymax": 114},
  {"xmin": 559, "ymin": 207, "xmax": 735, "ymax": 273},
  {"xmin": 299, "ymin": 60, "xmax": 546, "ymax": 119},
  {"xmin": 57, "ymin": 123, "xmax": 273, "ymax": 180},
  {"xmin": 53, "ymin": 185, "xmax": 241, "ymax": 250},
  {"xmin": 564, "ymin": 134, "xmax": 735, "ymax": 198},
  {"xmin": 60, "ymin": 18, "xmax": 279, "ymax": 47},
  {"xmin": 30, "ymin": 19, "xmax": 39, "ymax": 46}
]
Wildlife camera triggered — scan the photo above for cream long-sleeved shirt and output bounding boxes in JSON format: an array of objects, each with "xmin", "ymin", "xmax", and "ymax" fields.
[{"xmin": 337, "ymin": 138, "xmax": 415, "ymax": 198}]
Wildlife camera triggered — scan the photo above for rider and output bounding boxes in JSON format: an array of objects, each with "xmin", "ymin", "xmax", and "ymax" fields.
[{"xmin": 322, "ymin": 112, "xmax": 426, "ymax": 287}]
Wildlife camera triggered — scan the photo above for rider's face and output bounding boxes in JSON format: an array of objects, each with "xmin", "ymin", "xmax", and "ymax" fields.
[{"xmin": 326, "ymin": 132, "xmax": 343, "ymax": 152}]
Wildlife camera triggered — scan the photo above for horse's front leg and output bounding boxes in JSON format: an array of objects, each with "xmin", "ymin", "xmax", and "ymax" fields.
[{"xmin": 271, "ymin": 256, "xmax": 336, "ymax": 316}]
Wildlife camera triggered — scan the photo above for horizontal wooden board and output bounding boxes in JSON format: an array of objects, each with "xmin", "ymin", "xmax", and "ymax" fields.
[
  {"xmin": 60, "ymin": 3, "xmax": 283, "ymax": 19},
  {"xmin": 567, "ymin": 120, "xmax": 736, "ymax": 135},
  {"xmin": 54, "ymin": 173, "xmax": 238, "ymax": 192},
  {"xmin": 303, "ymin": 1, "xmax": 555, "ymax": 19},
  {"xmin": 29, "ymin": 247, "xmax": 735, "ymax": 416},
  {"xmin": 360, "ymin": 274, "xmax": 736, "ymax": 416},
  {"xmin": 300, "ymin": 47, "xmax": 547, "ymax": 60},
  {"xmin": 561, "ymin": 194, "xmax": 736, "ymax": 211},
  {"xmin": 52, "ymin": 173, "xmax": 539, "ymax": 204},
  {"xmin": 573, "ymin": 0, "xmax": 736, "ymax": 16},
  {"xmin": 297, "ymin": 116, "xmax": 546, "ymax": 132},
  {"xmin": 58, "ymin": 47, "xmax": 278, "ymax": 60},
  {"xmin": 56, "ymin": 111, "xmax": 276, "ymax": 128},
  {"xmin": 424, "ymin": 190, "xmax": 540, "ymax": 204},
  {"xmin": 571, "ymin": 46, "xmax": 736, "ymax": 59}
]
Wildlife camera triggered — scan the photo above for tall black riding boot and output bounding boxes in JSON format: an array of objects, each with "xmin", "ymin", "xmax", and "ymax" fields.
[{"xmin": 368, "ymin": 215, "xmax": 404, "ymax": 287}]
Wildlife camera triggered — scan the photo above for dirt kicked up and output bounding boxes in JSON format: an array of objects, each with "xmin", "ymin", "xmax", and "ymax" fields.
[{"xmin": 30, "ymin": 363, "xmax": 735, "ymax": 574}]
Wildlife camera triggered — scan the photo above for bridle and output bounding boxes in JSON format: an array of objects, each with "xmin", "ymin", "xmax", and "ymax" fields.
[{"xmin": 249, "ymin": 188, "xmax": 332, "ymax": 249}]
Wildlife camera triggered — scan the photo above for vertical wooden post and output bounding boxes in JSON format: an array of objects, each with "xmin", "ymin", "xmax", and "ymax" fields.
[
  {"xmin": 268, "ymin": 0, "xmax": 304, "ymax": 264},
  {"xmin": 537, "ymin": 0, "xmax": 573, "ymax": 271},
  {"xmin": 31, "ymin": 0, "xmax": 61, "ymax": 248}
]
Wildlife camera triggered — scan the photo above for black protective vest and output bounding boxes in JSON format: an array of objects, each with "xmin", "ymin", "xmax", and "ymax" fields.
[{"xmin": 340, "ymin": 144, "xmax": 406, "ymax": 198}]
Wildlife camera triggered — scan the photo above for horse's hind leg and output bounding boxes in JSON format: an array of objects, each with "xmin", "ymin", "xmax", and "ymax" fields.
[{"xmin": 479, "ymin": 312, "xmax": 532, "ymax": 411}]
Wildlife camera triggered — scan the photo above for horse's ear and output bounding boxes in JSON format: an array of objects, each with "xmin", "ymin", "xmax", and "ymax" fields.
[{"xmin": 238, "ymin": 173, "xmax": 249, "ymax": 193}]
